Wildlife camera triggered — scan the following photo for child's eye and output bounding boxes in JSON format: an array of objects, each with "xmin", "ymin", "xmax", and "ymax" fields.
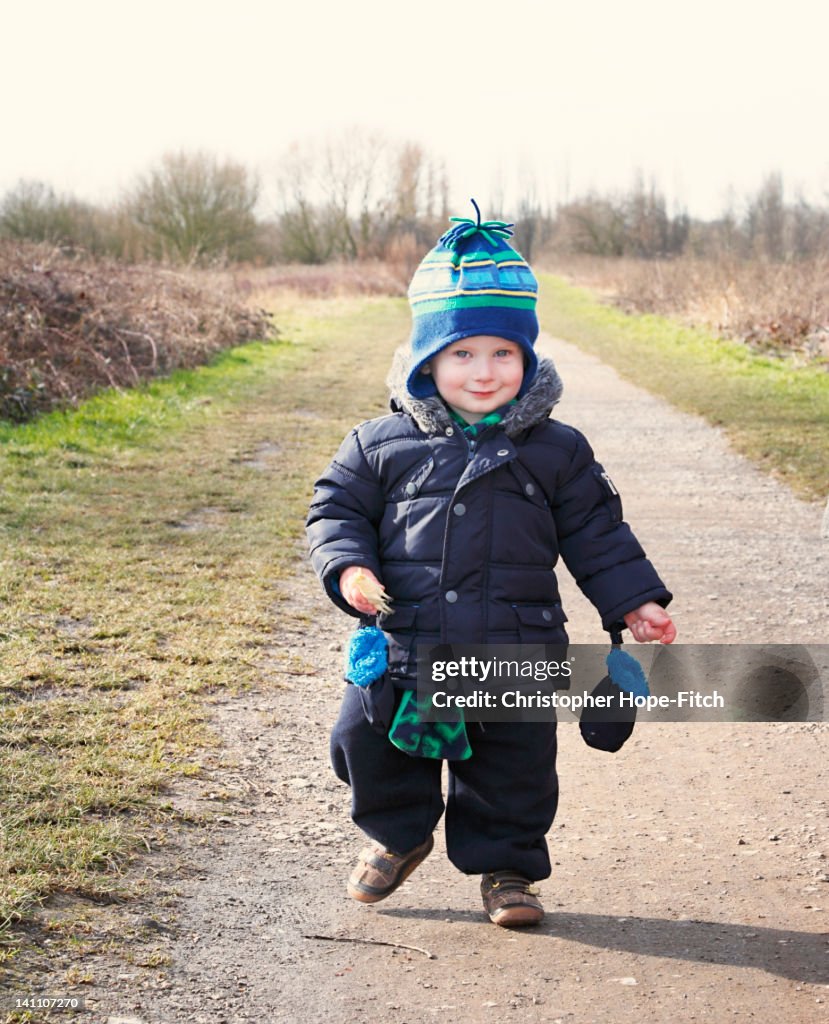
[
  {"xmin": 454, "ymin": 349, "xmax": 470, "ymax": 358},
  {"xmin": 496, "ymin": 349, "xmax": 516, "ymax": 358}
]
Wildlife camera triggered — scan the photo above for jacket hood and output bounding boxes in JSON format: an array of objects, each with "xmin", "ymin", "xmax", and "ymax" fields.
[{"xmin": 386, "ymin": 345, "xmax": 563, "ymax": 438}]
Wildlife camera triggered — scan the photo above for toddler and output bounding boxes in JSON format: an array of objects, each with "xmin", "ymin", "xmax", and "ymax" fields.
[{"xmin": 307, "ymin": 205, "xmax": 675, "ymax": 927}]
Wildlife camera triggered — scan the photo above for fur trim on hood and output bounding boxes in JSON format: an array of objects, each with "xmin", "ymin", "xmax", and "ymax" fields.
[{"xmin": 385, "ymin": 345, "xmax": 563, "ymax": 438}]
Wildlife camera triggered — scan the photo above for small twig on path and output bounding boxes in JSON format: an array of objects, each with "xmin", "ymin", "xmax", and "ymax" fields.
[{"xmin": 303, "ymin": 932, "xmax": 436, "ymax": 959}]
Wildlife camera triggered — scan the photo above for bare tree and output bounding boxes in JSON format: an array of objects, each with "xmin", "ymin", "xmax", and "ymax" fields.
[
  {"xmin": 744, "ymin": 172, "xmax": 786, "ymax": 261},
  {"xmin": 555, "ymin": 193, "xmax": 627, "ymax": 256},
  {"xmin": 422, "ymin": 154, "xmax": 449, "ymax": 226},
  {"xmin": 129, "ymin": 152, "xmax": 260, "ymax": 264},
  {"xmin": 0, "ymin": 180, "xmax": 102, "ymax": 249},
  {"xmin": 512, "ymin": 168, "xmax": 544, "ymax": 261},
  {"xmin": 384, "ymin": 143, "xmax": 452, "ymax": 250},
  {"xmin": 274, "ymin": 132, "xmax": 385, "ymax": 261},
  {"xmin": 392, "ymin": 143, "xmax": 424, "ymax": 227},
  {"xmin": 273, "ymin": 132, "xmax": 450, "ymax": 262},
  {"xmin": 626, "ymin": 172, "xmax": 670, "ymax": 257},
  {"xmin": 274, "ymin": 142, "xmax": 341, "ymax": 263},
  {"xmin": 790, "ymin": 192, "xmax": 829, "ymax": 258}
]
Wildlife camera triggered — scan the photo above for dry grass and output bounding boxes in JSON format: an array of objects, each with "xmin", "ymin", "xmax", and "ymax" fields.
[
  {"xmin": 537, "ymin": 274, "xmax": 829, "ymax": 501},
  {"xmin": 0, "ymin": 242, "xmax": 273, "ymax": 422},
  {"xmin": 542, "ymin": 254, "xmax": 829, "ymax": 367},
  {"xmin": 229, "ymin": 259, "xmax": 409, "ymax": 302}
]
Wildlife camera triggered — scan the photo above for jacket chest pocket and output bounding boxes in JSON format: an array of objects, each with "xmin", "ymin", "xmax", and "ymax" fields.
[
  {"xmin": 507, "ymin": 461, "xmax": 550, "ymax": 510},
  {"xmin": 391, "ymin": 457, "xmax": 435, "ymax": 503},
  {"xmin": 513, "ymin": 603, "xmax": 568, "ymax": 642}
]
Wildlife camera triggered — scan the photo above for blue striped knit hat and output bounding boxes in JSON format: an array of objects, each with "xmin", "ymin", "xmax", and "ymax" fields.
[{"xmin": 406, "ymin": 200, "xmax": 539, "ymax": 399}]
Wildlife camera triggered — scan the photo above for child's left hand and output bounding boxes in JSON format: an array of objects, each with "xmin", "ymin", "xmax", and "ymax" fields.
[{"xmin": 624, "ymin": 602, "xmax": 677, "ymax": 644}]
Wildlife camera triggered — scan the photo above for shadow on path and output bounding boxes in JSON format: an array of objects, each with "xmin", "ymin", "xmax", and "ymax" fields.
[{"xmin": 379, "ymin": 907, "xmax": 829, "ymax": 985}]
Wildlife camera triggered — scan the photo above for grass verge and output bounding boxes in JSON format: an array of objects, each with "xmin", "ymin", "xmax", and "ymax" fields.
[
  {"xmin": 0, "ymin": 294, "xmax": 409, "ymax": 958},
  {"xmin": 537, "ymin": 273, "xmax": 829, "ymax": 502}
]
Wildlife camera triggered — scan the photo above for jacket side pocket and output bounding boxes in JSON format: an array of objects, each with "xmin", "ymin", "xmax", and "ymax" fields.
[
  {"xmin": 593, "ymin": 466, "xmax": 623, "ymax": 523},
  {"xmin": 512, "ymin": 603, "xmax": 568, "ymax": 642},
  {"xmin": 357, "ymin": 672, "xmax": 397, "ymax": 734},
  {"xmin": 377, "ymin": 603, "xmax": 419, "ymax": 677}
]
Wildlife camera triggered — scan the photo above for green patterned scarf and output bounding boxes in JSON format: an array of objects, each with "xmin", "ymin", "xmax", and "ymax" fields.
[
  {"xmin": 388, "ymin": 690, "xmax": 472, "ymax": 760},
  {"xmin": 448, "ymin": 401, "xmax": 516, "ymax": 435}
]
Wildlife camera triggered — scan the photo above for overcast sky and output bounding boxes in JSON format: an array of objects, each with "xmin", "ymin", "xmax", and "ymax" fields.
[{"xmin": 4, "ymin": 0, "xmax": 829, "ymax": 220}]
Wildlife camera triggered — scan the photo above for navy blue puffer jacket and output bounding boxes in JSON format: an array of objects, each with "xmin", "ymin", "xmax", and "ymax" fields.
[{"xmin": 307, "ymin": 350, "xmax": 672, "ymax": 688}]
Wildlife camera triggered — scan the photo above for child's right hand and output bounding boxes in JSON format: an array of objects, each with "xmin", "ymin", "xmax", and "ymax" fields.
[{"xmin": 339, "ymin": 566, "xmax": 390, "ymax": 615}]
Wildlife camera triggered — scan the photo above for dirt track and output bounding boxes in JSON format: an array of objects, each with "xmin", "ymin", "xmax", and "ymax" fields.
[{"xmin": 16, "ymin": 332, "xmax": 828, "ymax": 1023}]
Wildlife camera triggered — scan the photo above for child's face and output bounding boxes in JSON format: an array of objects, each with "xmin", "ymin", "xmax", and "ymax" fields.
[{"xmin": 421, "ymin": 335, "xmax": 524, "ymax": 423}]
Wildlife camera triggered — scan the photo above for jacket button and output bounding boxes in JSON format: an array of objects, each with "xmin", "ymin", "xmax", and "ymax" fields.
[
  {"xmin": 445, "ymin": 590, "xmax": 458, "ymax": 603},
  {"xmin": 405, "ymin": 482, "xmax": 417, "ymax": 496},
  {"xmin": 525, "ymin": 483, "xmax": 535, "ymax": 496},
  {"xmin": 542, "ymin": 609, "xmax": 553, "ymax": 621},
  {"xmin": 445, "ymin": 427, "xmax": 454, "ymax": 436},
  {"xmin": 453, "ymin": 503, "xmax": 466, "ymax": 516},
  {"xmin": 497, "ymin": 448, "xmax": 509, "ymax": 456}
]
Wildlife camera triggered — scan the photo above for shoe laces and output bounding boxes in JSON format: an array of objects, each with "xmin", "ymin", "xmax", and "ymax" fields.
[{"xmin": 485, "ymin": 872, "xmax": 540, "ymax": 896}]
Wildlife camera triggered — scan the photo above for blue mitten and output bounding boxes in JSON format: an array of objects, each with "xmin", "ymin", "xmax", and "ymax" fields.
[
  {"xmin": 607, "ymin": 647, "xmax": 650, "ymax": 698},
  {"xmin": 344, "ymin": 625, "xmax": 395, "ymax": 735},
  {"xmin": 344, "ymin": 626, "xmax": 388, "ymax": 687}
]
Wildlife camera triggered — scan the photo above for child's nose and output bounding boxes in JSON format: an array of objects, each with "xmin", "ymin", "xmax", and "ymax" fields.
[{"xmin": 473, "ymin": 359, "xmax": 495, "ymax": 381}]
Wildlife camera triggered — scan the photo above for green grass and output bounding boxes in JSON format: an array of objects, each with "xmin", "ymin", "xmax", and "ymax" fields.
[
  {"xmin": 0, "ymin": 294, "xmax": 409, "ymax": 950},
  {"xmin": 537, "ymin": 273, "xmax": 829, "ymax": 502},
  {"xmin": 0, "ymin": 344, "xmax": 279, "ymax": 454}
]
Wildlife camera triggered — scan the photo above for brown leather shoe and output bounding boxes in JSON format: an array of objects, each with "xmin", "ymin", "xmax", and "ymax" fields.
[
  {"xmin": 481, "ymin": 871, "xmax": 544, "ymax": 927},
  {"xmin": 347, "ymin": 835, "xmax": 434, "ymax": 904}
]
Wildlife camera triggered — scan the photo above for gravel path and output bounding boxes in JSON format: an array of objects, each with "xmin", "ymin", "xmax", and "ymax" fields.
[{"xmin": 17, "ymin": 332, "xmax": 828, "ymax": 1024}]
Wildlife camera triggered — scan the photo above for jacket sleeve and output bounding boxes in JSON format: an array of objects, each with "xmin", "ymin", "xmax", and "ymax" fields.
[
  {"xmin": 551, "ymin": 429, "xmax": 672, "ymax": 632},
  {"xmin": 306, "ymin": 427, "xmax": 386, "ymax": 617}
]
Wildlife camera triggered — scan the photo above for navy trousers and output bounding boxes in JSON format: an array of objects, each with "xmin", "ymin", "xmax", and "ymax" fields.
[{"xmin": 330, "ymin": 685, "xmax": 559, "ymax": 881}]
